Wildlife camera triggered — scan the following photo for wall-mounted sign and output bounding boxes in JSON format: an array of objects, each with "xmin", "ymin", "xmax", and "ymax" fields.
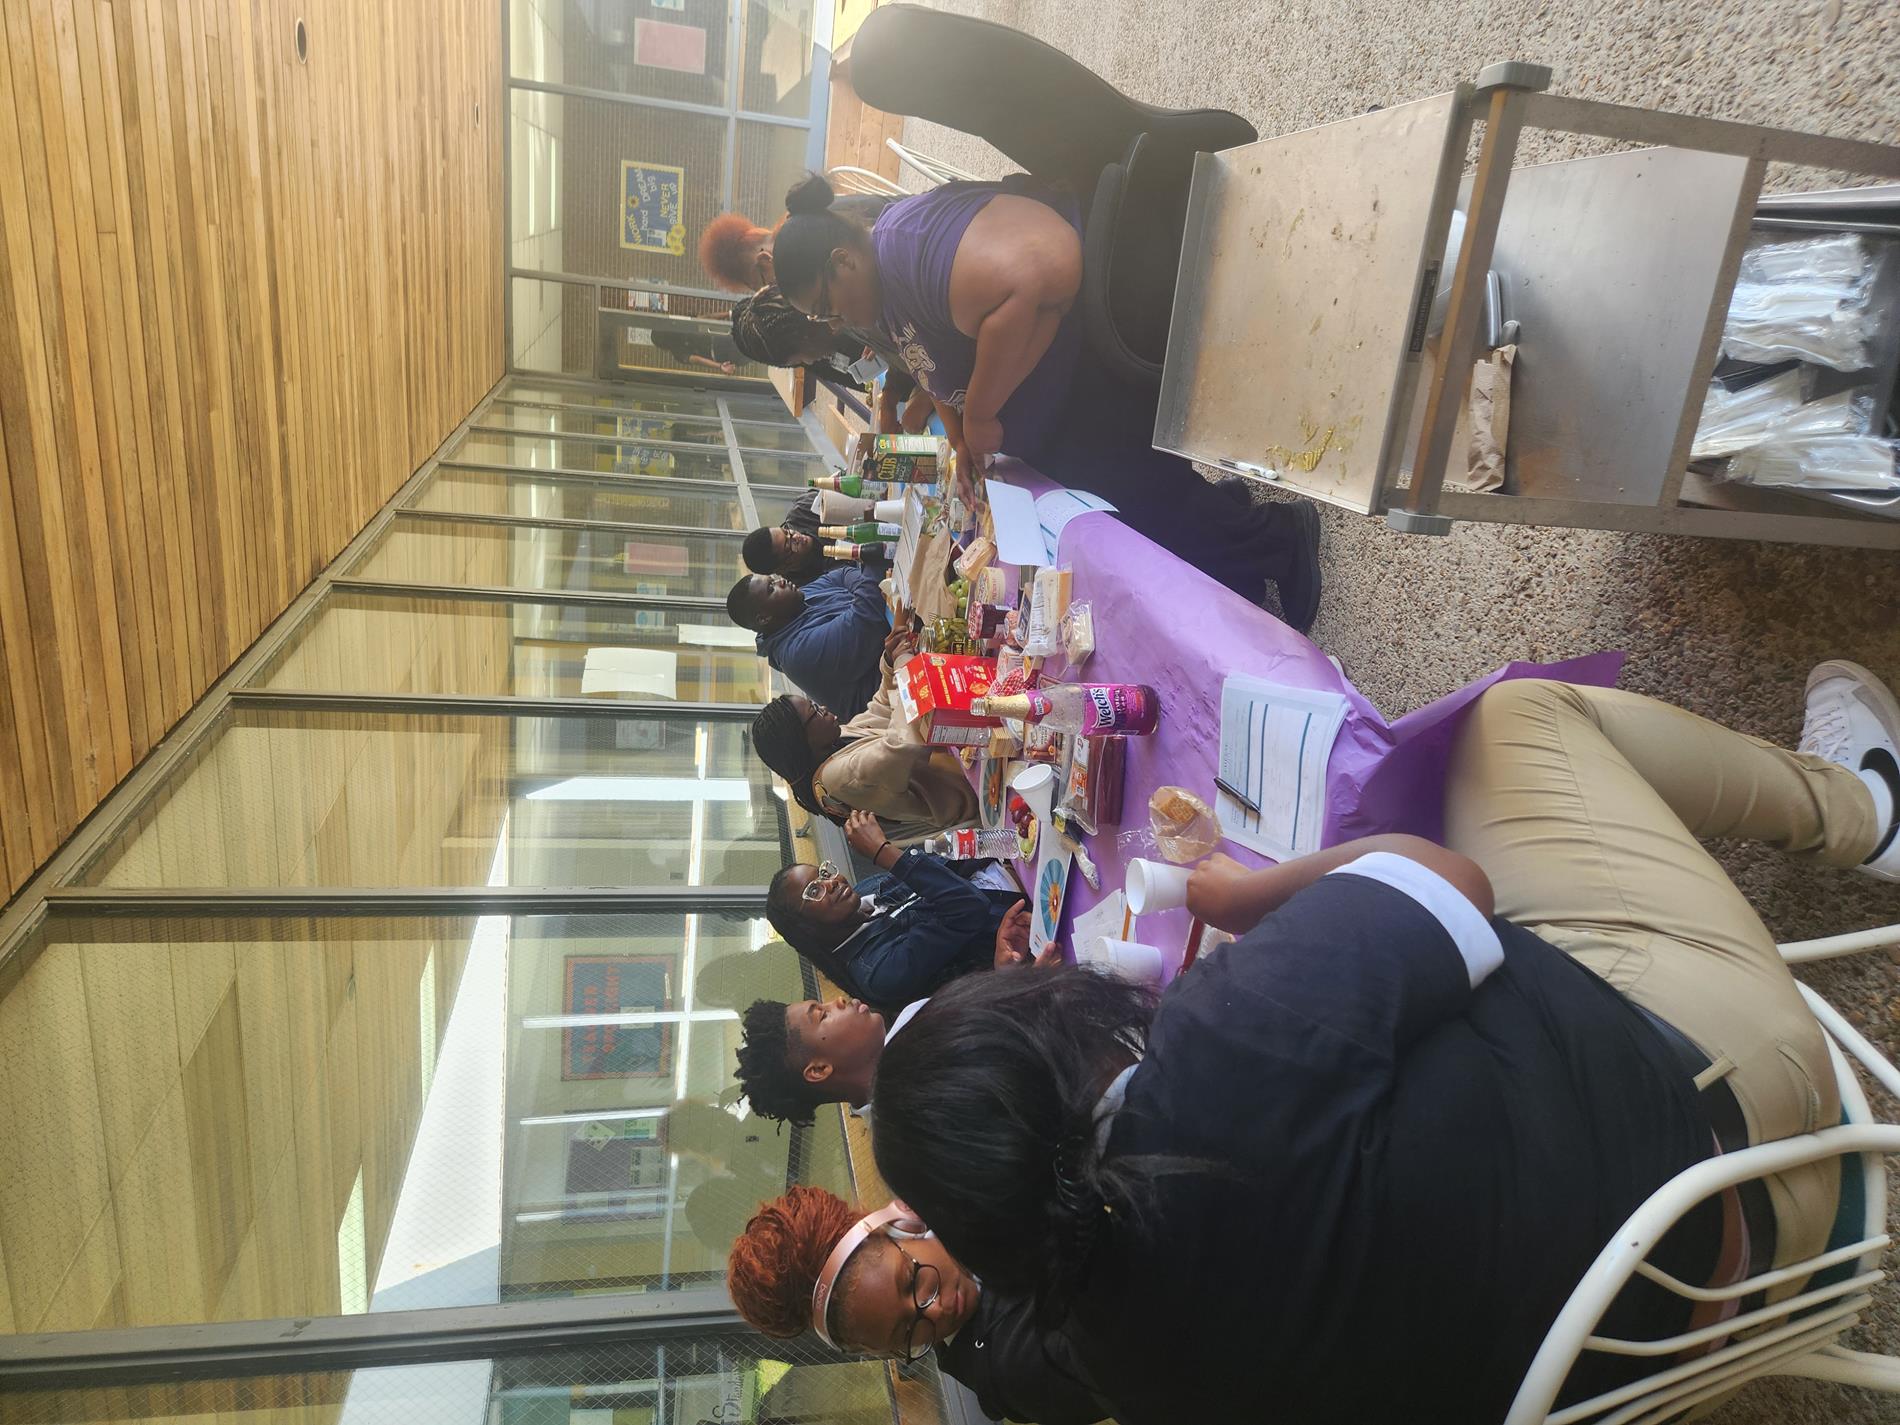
[
  {"xmin": 633, "ymin": 17, "xmax": 707, "ymax": 74},
  {"xmin": 620, "ymin": 159, "xmax": 687, "ymax": 255},
  {"xmin": 562, "ymin": 955, "xmax": 673, "ymax": 1080}
]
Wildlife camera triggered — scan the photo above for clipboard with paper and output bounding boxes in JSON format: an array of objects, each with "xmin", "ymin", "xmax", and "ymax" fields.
[{"xmin": 1216, "ymin": 676, "xmax": 1348, "ymax": 861}]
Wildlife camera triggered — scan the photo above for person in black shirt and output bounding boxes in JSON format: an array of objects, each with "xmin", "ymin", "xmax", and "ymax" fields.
[
  {"xmin": 730, "ymin": 284, "xmax": 929, "ymax": 433},
  {"xmin": 741, "ymin": 486, "xmax": 891, "ymax": 586},
  {"xmin": 867, "ymin": 672, "xmax": 1900, "ymax": 1424},
  {"xmin": 647, "ymin": 325, "xmax": 747, "ymax": 374},
  {"xmin": 728, "ymin": 1188, "xmax": 1107, "ymax": 1425}
]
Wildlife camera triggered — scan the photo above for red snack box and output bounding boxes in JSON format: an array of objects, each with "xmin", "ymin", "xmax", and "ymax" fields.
[{"xmin": 896, "ymin": 654, "xmax": 1001, "ymax": 747}]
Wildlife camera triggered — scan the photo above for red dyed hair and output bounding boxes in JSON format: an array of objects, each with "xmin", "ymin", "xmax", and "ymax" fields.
[
  {"xmin": 699, "ymin": 212, "xmax": 771, "ymax": 292},
  {"xmin": 727, "ymin": 1186, "xmax": 861, "ymax": 1337}
]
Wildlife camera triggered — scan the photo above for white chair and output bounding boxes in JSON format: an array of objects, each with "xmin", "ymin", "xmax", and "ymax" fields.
[
  {"xmin": 886, "ymin": 137, "xmax": 980, "ymax": 189},
  {"xmin": 827, "ymin": 164, "xmax": 914, "ymax": 198},
  {"xmin": 1505, "ymin": 927, "xmax": 1900, "ymax": 1424}
]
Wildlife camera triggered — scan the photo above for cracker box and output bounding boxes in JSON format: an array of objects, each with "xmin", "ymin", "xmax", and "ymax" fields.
[{"xmin": 896, "ymin": 654, "xmax": 1001, "ymax": 747}]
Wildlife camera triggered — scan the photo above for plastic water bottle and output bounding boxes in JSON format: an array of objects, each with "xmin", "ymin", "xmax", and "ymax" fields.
[{"xmin": 923, "ymin": 827, "xmax": 1020, "ymax": 858}]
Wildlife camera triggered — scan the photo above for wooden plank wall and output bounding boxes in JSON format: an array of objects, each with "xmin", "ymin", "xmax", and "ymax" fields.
[{"xmin": 0, "ymin": 0, "xmax": 504, "ymax": 903}]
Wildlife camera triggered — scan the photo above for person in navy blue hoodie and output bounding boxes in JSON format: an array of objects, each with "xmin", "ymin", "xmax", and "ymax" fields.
[
  {"xmin": 766, "ymin": 810, "xmax": 1039, "ymax": 1011},
  {"xmin": 727, "ymin": 563, "xmax": 889, "ymax": 719}
]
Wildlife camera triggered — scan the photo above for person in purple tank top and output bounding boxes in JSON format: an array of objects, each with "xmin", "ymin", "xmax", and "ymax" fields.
[{"xmin": 769, "ymin": 173, "xmax": 1322, "ymax": 628}]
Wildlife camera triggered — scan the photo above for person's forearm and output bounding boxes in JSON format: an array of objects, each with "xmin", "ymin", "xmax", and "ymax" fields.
[
  {"xmin": 933, "ymin": 399, "xmax": 964, "ymax": 444},
  {"xmin": 876, "ymin": 387, "xmax": 902, "ymax": 434},
  {"xmin": 900, "ymin": 387, "xmax": 933, "ymax": 433},
  {"xmin": 963, "ymin": 293, "xmax": 1061, "ymax": 429},
  {"xmin": 1215, "ymin": 835, "xmax": 1490, "ymax": 925}
]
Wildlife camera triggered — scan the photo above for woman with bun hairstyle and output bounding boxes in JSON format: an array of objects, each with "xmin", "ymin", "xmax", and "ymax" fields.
[
  {"xmin": 728, "ymin": 1186, "xmax": 1106, "ymax": 1425},
  {"xmin": 767, "ymin": 171, "xmax": 1321, "ymax": 627}
]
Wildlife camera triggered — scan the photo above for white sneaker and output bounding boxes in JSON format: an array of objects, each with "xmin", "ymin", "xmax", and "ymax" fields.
[{"xmin": 1799, "ymin": 660, "xmax": 1900, "ymax": 881}]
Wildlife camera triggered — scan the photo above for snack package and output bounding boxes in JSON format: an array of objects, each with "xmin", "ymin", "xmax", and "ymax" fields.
[
  {"xmin": 1022, "ymin": 723, "xmax": 1067, "ymax": 764},
  {"xmin": 1061, "ymin": 600, "xmax": 1095, "ymax": 666},
  {"xmin": 955, "ymin": 536, "xmax": 996, "ymax": 580},
  {"xmin": 1149, "ymin": 785, "xmax": 1220, "ymax": 863},
  {"xmin": 895, "ymin": 654, "xmax": 1001, "ymax": 746},
  {"xmin": 1060, "ymin": 735, "xmax": 1097, "ymax": 833},
  {"xmin": 1021, "ymin": 567, "xmax": 1072, "ymax": 658}
]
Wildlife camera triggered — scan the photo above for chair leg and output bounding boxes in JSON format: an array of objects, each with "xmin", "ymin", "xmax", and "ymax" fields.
[
  {"xmin": 1778, "ymin": 925, "xmax": 1900, "ymax": 963},
  {"xmin": 1773, "ymin": 1344, "xmax": 1900, "ymax": 1392}
]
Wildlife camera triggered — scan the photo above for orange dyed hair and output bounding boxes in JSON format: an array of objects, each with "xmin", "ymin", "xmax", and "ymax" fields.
[
  {"xmin": 699, "ymin": 212, "xmax": 770, "ymax": 291},
  {"xmin": 727, "ymin": 1186, "xmax": 861, "ymax": 1337}
]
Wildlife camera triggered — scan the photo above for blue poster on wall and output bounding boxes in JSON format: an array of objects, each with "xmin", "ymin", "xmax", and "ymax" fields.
[
  {"xmin": 563, "ymin": 955, "xmax": 673, "ymax": 1079},
  {"xmin": 621, "ymin": 159, "xmax": 687, "ymax": 255}
]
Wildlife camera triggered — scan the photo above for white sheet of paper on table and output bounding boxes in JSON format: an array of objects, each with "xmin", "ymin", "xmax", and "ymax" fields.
[
  {"xmin": 984, "ymin": 479, "xmax": 1048, "ymax": 565},
  {"xmin": 986, "ymin": 479, "xmax": 1118, "ymax": 565},
  {"xmin": 1069, "ymin": 888, "xmax": 1132, "ymax": 958},
  {"xmin": 1216, "ymin": 676, "xmax": 1349, "ymax": 861},
  {"xmin": 893, "ymin": 488, "xmax": 925, "ymax": 590},
  {"xmin": 1032, "ymin": 488, "xmax": 1116, "ymax": 561}
]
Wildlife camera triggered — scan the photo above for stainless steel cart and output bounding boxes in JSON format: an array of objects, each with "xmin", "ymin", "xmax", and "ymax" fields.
[{"xmin": 1155, "ymin": 62, "xmax": 1900, "ymax": 549}]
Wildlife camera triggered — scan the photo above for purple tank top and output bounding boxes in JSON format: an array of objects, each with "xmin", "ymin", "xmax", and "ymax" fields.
[{"xmin": 871, "ymin": 178, "xmax": 1082, "ymax": 456}]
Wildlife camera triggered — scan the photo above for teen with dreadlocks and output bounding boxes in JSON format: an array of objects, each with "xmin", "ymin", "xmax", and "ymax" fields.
[
  {"xmin": 749, "ymin": 628, "xmax": 976, "ymax": 841},
  {"xmin": 727, "ymin": 1187, "xmax": 1107, "ymax": 1425},
  {"xmin": 730, "ymin": 285, "xmax": 934, "ymax": 440}
]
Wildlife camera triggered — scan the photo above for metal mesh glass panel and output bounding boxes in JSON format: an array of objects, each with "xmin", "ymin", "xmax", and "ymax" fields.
[
  {"xmin": 75, "ymin": 709, "xmax": 788, "ymax": 889},
  {"xmin": 733, "ymin": 120, "xmax": 811, "ymax": 229},
  {"xmin": 498, "ymin": 381, "xmax": 728, "ymax": 419},
  {"xmin": 738, "ymin": 0, "xmax": 816, "ymax": 118},
  {"xmin": 722, "ymin": 394, "xmax": 801, "ymax": 425},
  {"xmin": 0, "ymin": 912, "xmax": 476, "ymax": 1331},
  {"xmin": 351, "ymin": 516, "xmax": 745, "ymax": 600},
  {"xmin": 255, "ymin": 593, "xmax": 775, "ymax": 704},
  {"xmin": 511, "ymin": 0, "xmax": 731, "ymax": 108},
  {"xmin": 511, "ymin": 90, "xmax": 725, "ymax": 292},
  {"xmin": 481, "ymin": 403, "xmax": 725, "ymax": 444},
  {"xmin": 450, "ymin": 428, "xmax": 741, "ymax": 481},
  {"xmin": 0, "ymin": 1336, "xmax": 943, "ymax": 1425},
  {"xmin": 413, "ymin": 469, "xmax": 751, "ymax": 532},
  {"xmin": 732, "ymin": 450, "xmax": 825, "ymax": 488}
]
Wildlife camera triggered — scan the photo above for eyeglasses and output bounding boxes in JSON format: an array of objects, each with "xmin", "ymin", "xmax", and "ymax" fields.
[
  {"xmin": 801, "ymin": 862, "xmax": 841, "ymax": 901},
  {"xmin": 894, "ymin": 1246, "xmax": 943, "ymax": 1363}
]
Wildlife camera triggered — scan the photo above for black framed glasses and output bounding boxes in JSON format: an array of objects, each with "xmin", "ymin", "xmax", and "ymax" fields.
[{"xmin": 895, "ymin": 1246, "xmax": 942, "ymax": 1364}]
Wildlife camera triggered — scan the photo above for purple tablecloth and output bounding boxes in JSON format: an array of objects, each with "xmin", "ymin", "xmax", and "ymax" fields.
[{"xmin": 986, "ymin": 461, "xmax": 1622, "ymax": 980}]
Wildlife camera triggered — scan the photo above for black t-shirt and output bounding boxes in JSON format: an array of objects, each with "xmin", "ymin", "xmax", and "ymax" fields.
[
  {"xmin": 935, "ymin": 1287, "xmax": 1107, "ymax": 1425},
  {"xmin": 1068, "ymin": 857, "xmax": 1720, "ymax": 1425}
]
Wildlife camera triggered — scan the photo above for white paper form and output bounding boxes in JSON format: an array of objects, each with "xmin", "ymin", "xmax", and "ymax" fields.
[{"xmin": 1216, "ymin": 677, "xmax": 1348, "ymax": 861}]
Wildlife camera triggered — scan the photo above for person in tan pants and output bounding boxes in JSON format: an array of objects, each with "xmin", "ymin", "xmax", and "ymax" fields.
[{"xmin": 1443, "ymin": 665, "xmax": 1899, "ymax": 1278}]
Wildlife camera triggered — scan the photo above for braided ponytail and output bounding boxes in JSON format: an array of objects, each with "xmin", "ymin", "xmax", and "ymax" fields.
[
  {"xmin": 730, "ymin": 286, "xmax": 834, "ymax": 368},
  {"xmin": 869, "ymin": 968, "xmax": 1168, "ymax": 1315},
  {"xmin": 752, "ymin": 696, "xmax": 834, "ymax": 821}
]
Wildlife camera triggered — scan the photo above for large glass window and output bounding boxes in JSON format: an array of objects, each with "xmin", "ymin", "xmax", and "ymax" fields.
[
  {"xmin": 352, "ymin": 516, "xmax": 745, "ymax": 599},
  {"xmin": 735, "ymin": 448, "xmax": 827, "ymax": 488},
  {"xmin": 498, "ymin": 379, "xmax": 735, "ymax": 420},
  {"xmin": 0, "ymin": 908, "xmax": 856, "ymax": 1323},
  {"xmin": 481, "ymin": 401, "xmax": 726, "ymax": 443},
  {"xmin": 2, "ymin": 1337, "xmax": 921, "ymax": 1425},
  {"xmin": 77, "ymin": 710, "xmax": 787, "ymax": 890},
  {"xmin": 257, "ymin": 592, "xmax": 775, "ymax": 704},
  {"xmin": 414, "ymin": 468, "xmax": 751, "ymax": 531},
  {"xmin": 450, "ymin": 428, "xmax": 745, "ymax": 481}
]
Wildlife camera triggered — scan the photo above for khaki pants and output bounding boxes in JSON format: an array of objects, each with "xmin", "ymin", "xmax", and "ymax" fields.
[{"xmin": 1445, "ymin": 679, "xmax": 1882, "ymax": 1272}]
